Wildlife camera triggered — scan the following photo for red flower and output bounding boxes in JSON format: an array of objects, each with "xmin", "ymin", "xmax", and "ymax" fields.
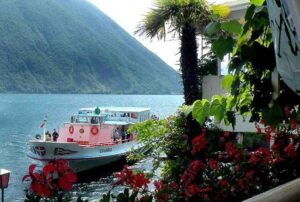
[
  {"xmin": 265, "ymin": 131, "xmax": 271, "ymax": 145},
  {"xmin": 114, "ymin": 166, "xmax": 149, "ymax": 190},
  {"xmin": 23, "ymin": 160, "xmax": 77, "ymax": 198},
  {"xmin": 169, "ymin": 181, "xmax": 178, "ymax": 189},
  {"xmin": 192, "ymin": 133, "xmax": 207, "ymax": 154},
  {"xmin": 273, "ymin": 156, "xmax": 284, "ymax": 164},
  {"xmin": 245, "ymin": 170, "xmax": 254, "ymax": 179},
  {"xmin": 284, "ymin": 144, "xmax": 297, "ymax": 158},
  {"xmin": 208, "ymin": 159, "xmax": 219, "ymax": 170},
  {"xmin": 237, "ymin": 179, "xmax": 247, "ymax": 190},
  {"xmin": 190, "ymin": 160, "xmax": 205, "ymax": 173},
  {"xmin": 154, "ymin": 180, "xmax": 169, "ymax": 202},
  {"xmin": 284, "ymin": 106, "xmax": 290, "ymax": 118},
  {"xmin": 58, "ymin": 172, "xmax": 77, "ymax": 191},
  {"xmin": 218, "ymin": 179, "xmax": 229, "ymax": 188},
  {"xmin": 225, "ymin": 141, "xmax": 240, "ymax": 160},
  {"xmin": 248, "ymin": 148, "xmax": 271, "ymax": 165},
  {"xmin": 291, "ymin": 118, "xmax": 297, "ymax": 129},
  {"xmin": 256, "ymin": 126, "xmax": 262, "ymax": 134},
  {"xmin": 224, "ymin": 131, "xmax": 230, "ymax": 138},
  {"xmin": 185, "ymin": 184, "xmax": 201, "ymax": 197},
  {"xmin": 199, "ymin": 186, "xmax": 212, "ymax": 193},
  {"xmin": 271, "ymin": 143, "xmax": 280, "ymax": 152}
]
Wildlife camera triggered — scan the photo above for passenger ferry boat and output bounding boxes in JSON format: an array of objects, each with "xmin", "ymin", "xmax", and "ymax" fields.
[{"xmin": 28, "ymin": 107, "xmax": 150, "ymax": 173}]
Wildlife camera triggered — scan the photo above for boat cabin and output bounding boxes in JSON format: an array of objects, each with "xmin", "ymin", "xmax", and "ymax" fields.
[
  {"xmin": 57, "ymin": 107, "xmax": 150, "ymax": 146},
  {"xmin": 79, "ymin": 107, "xmax": 150, "ymax": 123}
]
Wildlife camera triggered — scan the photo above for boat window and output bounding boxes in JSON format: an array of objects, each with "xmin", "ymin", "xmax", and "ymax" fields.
[{"xmin": 76, "ymin": 116, "xmax": 89, "ymax": 123}]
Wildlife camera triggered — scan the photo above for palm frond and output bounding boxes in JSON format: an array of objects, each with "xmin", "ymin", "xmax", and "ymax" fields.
[{"xmin": 135, "ymin": 0, "xmax": 215, "ymax": 40}]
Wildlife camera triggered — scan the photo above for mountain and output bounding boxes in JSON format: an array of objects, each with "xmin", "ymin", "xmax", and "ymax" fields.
[{"xmin": 0, "ymin": 0, "xmax": 182, "ymax": 94}]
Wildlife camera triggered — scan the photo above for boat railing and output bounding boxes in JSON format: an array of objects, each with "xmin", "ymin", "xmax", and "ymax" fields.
[{"xmin": 76, "ymin": 138, "xmax": 134, "ymax": 147}]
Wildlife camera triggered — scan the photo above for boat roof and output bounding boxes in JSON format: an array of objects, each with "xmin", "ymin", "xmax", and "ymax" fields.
[
  {"xmin": 104, "ymin": 121, "xmax": 133, "ymax": 125},
  {"xmin": 79, "ymin": 107, "xmax": 151, "ymax": 113},
  {"xmin": 73, "ymin": 114, "xmax": 105, "ymax": 117}
]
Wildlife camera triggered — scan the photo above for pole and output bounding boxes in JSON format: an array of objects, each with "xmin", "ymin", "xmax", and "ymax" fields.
[{"xmin": 2, "ymin": 188, "xmax": 4, "ymax": 202}]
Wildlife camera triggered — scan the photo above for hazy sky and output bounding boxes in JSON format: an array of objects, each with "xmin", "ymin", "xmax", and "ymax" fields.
[
  {"xmin": 88, "ymin": 0, "xmax": 233, "ymax": 70},
  {"xmin": 88, "ymin": 0, "xmax": 181, "ymax": 70}
]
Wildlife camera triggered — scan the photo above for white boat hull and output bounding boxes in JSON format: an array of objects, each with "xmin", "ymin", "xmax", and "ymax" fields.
[{"xmin": 28, "ymin": 140, "xmax": 141, "ymax": 173}]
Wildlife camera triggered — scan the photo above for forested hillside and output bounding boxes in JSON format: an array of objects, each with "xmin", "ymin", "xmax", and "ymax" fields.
[{"xmin": 0, "ymin": 0, "xmax": 182, "ymax": 94}]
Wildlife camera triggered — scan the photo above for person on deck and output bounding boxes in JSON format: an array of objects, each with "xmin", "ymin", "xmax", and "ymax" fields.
[
  {"xmin": 45, "ymin": 131, "xmax": 51, "ymax": 141},
  {"xmin": 52, "ymin": 129, "xmax": 59, "ymax": 142},
  {"xmin": 121, "ymin": 126, "xmax": 126, "ymax": 143},
  {"xmin": 113, "ymin": 127, "xmax": 120, "ymax": 144}
]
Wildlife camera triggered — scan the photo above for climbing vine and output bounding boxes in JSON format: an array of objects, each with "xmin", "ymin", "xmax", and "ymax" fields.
[{"xmin": 192, "ymin": 0, "xmax": 300, "ymax": 128}]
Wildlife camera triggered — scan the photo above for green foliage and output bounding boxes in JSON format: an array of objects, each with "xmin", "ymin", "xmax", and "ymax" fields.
[
  {"xmin": 136, "ymin": 0, "xmax": 211, "ymax": 40},
  {"xmin": 221, "ymin": 75, "xmax": 234, "ymax": 91},
  {"xmin": 262, "ymin": 104, "xmax": 284, "ymax": 126},
  {"xmin": 204, "ymin": 0, "xmax": 295, "ymax": 126},
  {"xmin": 128, "ymin": 112, "xmax": 188, "ymax": 177},
  {"xmin": 250, "ymin": 0, "xmax": 265, "ymax": 6},
  {"xmin": 128, "ymin": 119, "xmax": 171, "ymax": 164},
  {"xmin": 205, "ymin": 22, "xmax": 221, "ymax": 36},
  {"xmin": 191, "ymin": 95, "xmax": 236, "ymax": 128},
  {"xmin": 212, "ymin": 36, "xmax": 234, "ymax": 59},
  {"xmin": 0, "ymin": 0, "xmax": 181, "ymax": 94},
  {"xmin": 221, "ymin": 20, "xmax": 242, "ymax": 34},
  {"xmin": 192, "ymin": 99, "xmax": 210, "ymax": 125}
]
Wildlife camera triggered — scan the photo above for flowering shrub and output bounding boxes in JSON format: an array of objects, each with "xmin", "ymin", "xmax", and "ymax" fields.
[
  {"xmin": 113, "ymin": 165, "xmax": 150, "ymax": 190},
  {"xmin": 101, "ymin": 166, "xmax": 152, "ymax": 202},
  {"xmin": 104, "ymin": 108, "xmax": 300, "ymax": 202},
  {"xmin": 23, "ymin": 159, "xmax": 77, "ymax": 201}
]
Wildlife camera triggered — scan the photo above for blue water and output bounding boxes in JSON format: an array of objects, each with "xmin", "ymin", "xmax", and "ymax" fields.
[{"xmin": 0, "ymin": 94, "xmax": 183, "ymax": 201}]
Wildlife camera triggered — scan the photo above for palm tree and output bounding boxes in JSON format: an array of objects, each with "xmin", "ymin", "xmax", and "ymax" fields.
[{"xmin": 136, "ymin": 0, "xmax": 212, "ymax": 105}]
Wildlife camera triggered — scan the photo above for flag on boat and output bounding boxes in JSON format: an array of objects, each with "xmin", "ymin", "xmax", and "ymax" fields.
[{"xmin": 40, "ymin": 116, "xmax": 47, "ymax": 128}]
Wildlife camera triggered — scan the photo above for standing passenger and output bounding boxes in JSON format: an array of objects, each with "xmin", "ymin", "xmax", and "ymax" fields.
[
  {"xmin": 52, "ymin": 129, "xmax": 59, "ymax": 142},
  {"xmin": 121, "ymin": 126, "xmax": 126, "ymax": 143},
  {"xmin": 113, "ymin": 127, "xmax": 120, "ymax": 144}
]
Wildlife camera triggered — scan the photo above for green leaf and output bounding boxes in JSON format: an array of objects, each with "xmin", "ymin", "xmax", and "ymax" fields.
[
  {"xmin": 262, "ymin": 104, "xmax": 284, "ymax": 126},
  {"xmin": 205, "ymin": 22, "xmax": 221, "ymax": 36},
  {"xmin": 192, "ymin": 100, "xmax": 210, "ymax": 125},
  {"xmin": 226, "ymin": 95, "xmax": 236, "ymax": 111},
  {"xmin": 296, "ymin": 112, "xmax": 300, "ymax": 122},
  {"xmin": 212, "ymin": 36, "xmax": 235, "ymax": 59},
  {"xmin": 222, "ymin": 74, "xmax": 234, "ymax": 91},
  {"xmin": 250, "ymin": 0, "xmax": 265, "ymax": 6},
  {"xmin": 210, "ymin": 98, "xmax": 226, "ymax": 123},
  {"xmin": 245, "ymin": 4, "xmax": 256, "ymax": 21},
  {"xmin": 221, "ymin": 20, "xmax": 242, "ymax": 34},
  {"xmin": 225, "ymin": 111, "xmax": 236, "ymax": 129},
  {"xmin": 180, "ymin": 105, "xmax": 192, "ymax": 116}
]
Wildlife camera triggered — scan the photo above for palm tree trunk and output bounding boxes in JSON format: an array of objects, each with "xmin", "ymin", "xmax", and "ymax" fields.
[
  {"xmin": 180, "ymin": 24, "xmax": 202, "ymax": 105},
  {"xmin": 180, "ymin": 24, "xmax": 202, "ymax": 151}
]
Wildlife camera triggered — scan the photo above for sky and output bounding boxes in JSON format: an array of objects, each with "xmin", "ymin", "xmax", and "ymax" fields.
[
  {"xmin": 88, "ymin": 0, "xmax": 182, "ymax": 70},
  {"xmin": 88, "ymin": 0, "xmax": 236, "ymax": 71}
]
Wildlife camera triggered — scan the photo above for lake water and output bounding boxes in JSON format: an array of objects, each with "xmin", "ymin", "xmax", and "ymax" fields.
[{"xmin": 0, "ymin": 94, "xmax": 183, "ymax": 201}]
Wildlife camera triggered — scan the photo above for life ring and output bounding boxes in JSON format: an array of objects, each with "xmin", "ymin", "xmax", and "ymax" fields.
[
  {"xmin": 69, "ymin": 126, "xmax": 74, "ymax": 134},
  {"xmin": 91, "ymin": 126, "xmax": 99, "ymax": 135}
]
